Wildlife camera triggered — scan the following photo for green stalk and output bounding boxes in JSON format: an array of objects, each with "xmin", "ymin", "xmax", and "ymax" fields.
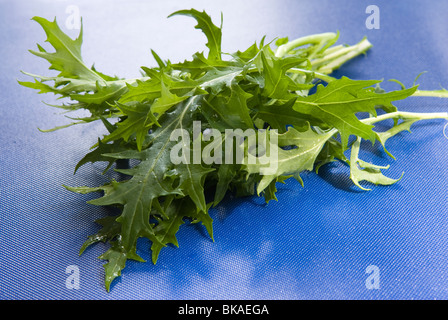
[
  {"xmin": 362, "ymin": 111, "xmax": 448, "ymax": 125},
  {"xmin": 288, "ymin": 68, "xmax": 336, "ymax": 83},
  {"xmin": 276, "ymin": 34, "xmax": 372, "ymax": 84},
  {"xmin": 412, "ymin": 89, "xmax": 448, "ymax": 98},
  {"xmin": 275, "ymin": 32, "xmax": 338, "ymax": 58},
  {"xmin": 322, "ymin": 111, "xmax": 448, "ymax": 139},
  {"xmin": 312, "ymin": 37, "xmax": 372, "ymax": 74}
]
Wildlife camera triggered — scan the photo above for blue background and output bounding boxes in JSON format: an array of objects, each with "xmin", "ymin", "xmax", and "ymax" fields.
[{"xmin": 1, "ymin": 0, "xmax": 448, "ymax": 300}]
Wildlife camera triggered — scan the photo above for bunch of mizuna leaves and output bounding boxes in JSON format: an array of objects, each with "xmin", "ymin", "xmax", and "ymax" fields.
[{"xmin": 20, "ymin": 9, "xmax": 448, "ymax": 291}]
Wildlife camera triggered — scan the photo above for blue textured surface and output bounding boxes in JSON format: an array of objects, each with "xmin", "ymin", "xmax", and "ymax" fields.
[{"xmin": 1, "ymin": 0, "xmax": 448, "ymax": 300}]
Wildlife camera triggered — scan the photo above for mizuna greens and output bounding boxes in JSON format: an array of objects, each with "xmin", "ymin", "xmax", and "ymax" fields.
[{"xmin": 20, "ymin": 9, "xmax": 448, "ymax": 291}]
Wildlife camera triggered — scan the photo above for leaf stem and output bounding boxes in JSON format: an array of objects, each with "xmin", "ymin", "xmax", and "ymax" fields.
[
  {"xmin": 412, "ymin": 89, "xmax": 448, "ymax": 98},
  {"xmin": 288, "ymin": 68, "xmax": 336, "ymax": 83},
  {"xmin": 312, "ymin": 37, "xmax": 372, "ymax": 74},
  {"xmin": 275, "ymin": 32, "xmax": 338, "ymax": 58},
  {"xmin": 361, "ymin": 111, "xmax": 448, "ymax": 125}
]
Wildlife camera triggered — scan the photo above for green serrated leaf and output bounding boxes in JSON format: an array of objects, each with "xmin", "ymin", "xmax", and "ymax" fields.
[
  {"xmin": 292, "ymin": 77, "xmax": 417, "ymax": 148},
  {"xmin": 256, "ymin": 98, "xmax": 311, "ymax": 133},
  {"xmin": 79, "ymin": 216, "xmax": 121, "ymax": 255},
  {"xmin": 169, "ymin": 9, "xmax": 222, "ymax": 62},
  {"xmin": 74, "ymin": 138, "xmax": 129, "ymax": 174},
  {"xmin": 259, "ymin": 48, "xmax": 307, "ymax": 99},
  {"xmin": 375, "ymin": 118, "xmax": 418, "ymax": 160},
  {"xmin": 102, "ymin": 101, "xmax": 157, "ymax": 151},
  {"xmin": 198, "ymin": 66, "xmax": 243, "ymax": 95},
  {"xmin": 202, "ymin": 83, "xmax": 253, "ymax": 130},
  {"xmin": 349, "ymin": 137, "xmax": 403, "ymax": 191},
  {"xmin": 213, "ymin": 163, "xmax": 238, "ymax": 206},
  {"xmin": 150, "ymin": 80, "xmax": 190, "ymax": 116},
  {"xmin": 263, "ymin": 175, "xmax": 292, "ymax": 203},
  {"xmin": 29, "ymin": 16, "xmax": 102, "ymax": 81},
  {"xmin": 70, "ymin": 80, "xmax": 128, "ymax": 105},
  {"xmin": 245, "ymin": 124, "xmax": 335, "ymax": 194}
]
